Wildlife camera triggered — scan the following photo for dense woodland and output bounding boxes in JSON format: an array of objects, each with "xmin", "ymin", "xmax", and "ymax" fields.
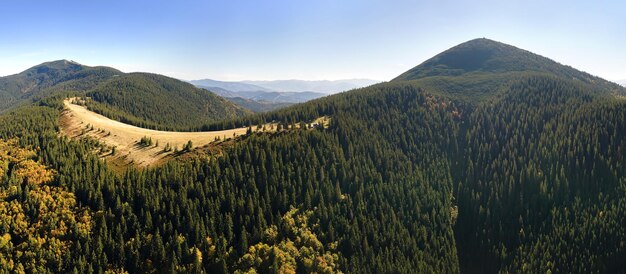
[
  {"xmin": 0, "ymin": 60, "xmax": 121, "ymax": 112},
  {"xmin": 2, "ymin": 39, "xmax": 626, "ymax": 273},
  {"xmin": 85, "ymin": 73, "xmax": 251, "ymax": 131}
]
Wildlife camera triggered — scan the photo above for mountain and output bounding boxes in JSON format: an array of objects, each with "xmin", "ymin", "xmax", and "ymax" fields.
[
  {"xmin": 394, "ymin": 38, "xmax": 608, "ymax": 83},
  {"xmin": 392, "ymin": 38, "xmax": 623, "ymax": 101},
  {"xmin": 224, "ymin": 97, "xmax": 293, "ymax": 112},
  {"xmin": 0, "ymin": 60, "xmax": 251, "ymax": 130},
  {"xmin": 85, "ymin": 73, "xmax": 252, "ymax": 131},
  {"xmin": 190, "ymin": 80, "xmax": 326, "ymax": 104},
  {"xmin": 208, "ymin": 38, "xmax": 626, "ymax": 272},
  {"xmin": 618, "ymin": 79, "xmax": 626, "ymax": 87},
  {"xmin": 242, "ymin": 79, "xmax": 380, "ymax": 94},
  {"xmin": 226, "ymin": 90, "xmax": 326, "ymax": 103},
  {"xmin": 3, "ymin": 39, "xmax": 626, "ymax": 273},
  {"xmin": 189, "ymin": 78, "xmax": 377, "ymax": 105},
  {"xmin": 0, "ymin": 60, "xmax": 121, "ymax": 111},
  {"xmin": 189, "ymin": 79, "xmax": 273, "ymax": 92}
]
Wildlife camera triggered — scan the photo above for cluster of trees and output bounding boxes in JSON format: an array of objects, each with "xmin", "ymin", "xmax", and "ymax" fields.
[
  {"xmin": 1, "ymin": 72, "xmax": 626, "ymax": 273},
  {"xmin": 138, "ymin": 136, "xmax": 153, "ymax": 147}
]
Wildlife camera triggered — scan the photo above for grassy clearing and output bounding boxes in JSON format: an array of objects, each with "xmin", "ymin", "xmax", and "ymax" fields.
[{"xmin": 60, "ymin": 98, "xmax": 329, "ymax": 167}]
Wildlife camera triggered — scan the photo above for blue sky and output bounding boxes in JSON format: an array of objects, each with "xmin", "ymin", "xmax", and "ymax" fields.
[{"xmin": 1, "ymin": 0, "xmax": 624, "ymax": 81}]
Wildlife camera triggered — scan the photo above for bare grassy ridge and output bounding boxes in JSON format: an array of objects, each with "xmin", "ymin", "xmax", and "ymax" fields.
[
  {"xmin": 60, "ymin": 99, "xmax": 268, "ymax": 167},
  {"xmin": 60, "ymin": 98, "xmax": 329, "ymax": 167}
]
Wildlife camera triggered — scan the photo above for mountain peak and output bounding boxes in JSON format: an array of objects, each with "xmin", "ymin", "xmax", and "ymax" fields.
[
  {"xmin": 392, "ymin": 38, "xmax": 622, "ymax": 96},
  {"xmin": 33, "ymin": 59, "xmax": 84, "ymax": 71},
  {"xmin": 393, "ymin": 38, "xmax": 541, "ymax": 81}
]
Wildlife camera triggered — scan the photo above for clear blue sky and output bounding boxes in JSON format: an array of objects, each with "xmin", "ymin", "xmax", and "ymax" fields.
[{"xmin": 1, "ymin": 0, "xmax": 624, "ymax": 81}]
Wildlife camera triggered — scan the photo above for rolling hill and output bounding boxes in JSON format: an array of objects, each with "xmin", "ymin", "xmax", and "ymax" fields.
[
  {"xmin": 84, "ymin": 73, "xmax": 251, "ymax": 131},
  {"xmin": 390, "ymin": 38, "xmax": 624, "ymax": 102},
  {"xmin": 189, "ymin": 78, "xmax": 378, "ymax": 106},
  {"xmin": 242, "ymin": 79, "xmax": 379, "ymax": 94},
  {"xmin": 223, "ymin": 97, "xmax": 293, "ymax": 112},
  {"xmin": 0, "ymin": 60, "xmax": 252, "ymax": 130},
  {"xmin": 2, "ymin": 38, "xmax": 626, "ymax": 273},
  {"xmin": 394, "ymin": 38, "xmax": 610, "ymax": 84},
  {"xmin": 0, "ymin": 60, "xmax": 121, "ymax": 111}
]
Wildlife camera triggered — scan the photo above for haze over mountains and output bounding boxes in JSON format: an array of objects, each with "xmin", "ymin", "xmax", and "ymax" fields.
[
  {"xmin": 189, "ymin": 78, "xmax": 379, "ymax": 107},
  {"xmin": 190, "ymin": 78, "xmax": 378, "ymax": 94},
  {"xmin": 2, "ymin": 38, "xmax": 626, "ymax": 273}
]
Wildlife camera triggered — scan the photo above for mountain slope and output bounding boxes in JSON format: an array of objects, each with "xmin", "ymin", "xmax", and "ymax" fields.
[
  {"xmin": 195, "ymin": 83, "xmax": 327, "ymax": 104},
  {"xmin": 1, "ymin": 61, "xmax": 252, "ymax": 130},
  {"xmin": 394, "ymin": 38, "xmax": 596, "ymax": 82},
  {"xmin": 189, "ymin": 79, "xmax": 273, "ymax": 92},
  {"xmin": 224, "ymin": 97, "xmax": 293, "ymax": 112},
  {"xmin": 2, "ymin": 39, "xmax": 626, "ymax": 273},
  {"xmin": 393, "ymin": 38, "xmax": 622, "ymax": 98},
  {"xmin": 85, "ymin": 73, "xmax": 252, "ymax": 131},
  {"xmin": 200, "ymin": 38, "xmax": 626, "ymax": 272},
  {"xmin": 0, "ymin": 60, "xmax": 121, "ymax": 111},
  {"xmin": 242, "ymin": 79, "xmax": 379, "ymax": 94},
  {"xmin": 190, "ymin": 78, "xmax": 376, "ymax": 104}
]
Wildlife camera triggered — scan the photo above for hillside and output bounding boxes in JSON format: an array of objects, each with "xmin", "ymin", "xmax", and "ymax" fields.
[
  {"xmin": 0, "ymin": 60, "xmax": 121, "ymax": 111},
  {"xmin": 84, "ymin": 73, "xmax": 252, "ymax": 131},
  {"xmin": 189, "ymin": 79, "xmax": 273, "ymax": 92},
  {"xmin": 60, "ymin": 98, "xmax": 285, "ymax": 167},
  {"xmin": 242, "ymin": 79, "xmax": 380, "ymax": 94},
  {"xmin": 1, "ymin": 61, "xmax": 253, "ymax": 129},
  {"xmin": 2, "ymin": 39, "xmax": 626, "ymax": 273},
  {"xmin": 190, "ymin": 78, "xmax": 377, "ymax": 106},
  {"xmin": 393, "ymin": 38, "xmax": 623, "ymax": 100},
  {"xmin": 224, "ymin": 97, "xmax": 293, "ymax": 112}
]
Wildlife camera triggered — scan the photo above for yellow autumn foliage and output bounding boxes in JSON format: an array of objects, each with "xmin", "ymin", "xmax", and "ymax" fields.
[
  {"xmin": 0, "ymin": 139, "xmax": 93, "ymax": 273},
  {"xmin": 235, "ymin": 208, "xmax": 342, "ymax": 274}
]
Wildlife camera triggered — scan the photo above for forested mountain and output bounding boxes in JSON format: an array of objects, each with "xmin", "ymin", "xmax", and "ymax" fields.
[
  {"xmin": 1, "ymin": 38, "xmax": 626, "ymax": 273},
  {"xmin": 189, "ymin": 79, "xmax": 274, "ymax": 93},
  {"xmin": 190, "ymin": 78, "xmax": 378, "ymax": 106},
  {"xmin": 0, "ymin": 60, "xmax": 121, "ymax": 111},
  {"xmin": 84, "ymin": 73, "xmax": 252, "ymax": 131},
  {"xmin": 190, "ymin": 78, "xmax": 378, "ymax": 94},
  {"xmin": 395, "ymin": 38, "xmax": 610, "ymax": 84},
  {"xmin": 224, "ymin": 97, "xmax": 293, "ymax": 113},
  {"xmin": 242, "ymin": 79, "xmax": 379, "ymax": 94},
  {"xmin": 197, "ymin": 84, "xmax": 326, "ymax": 104},
  {"xmin": 0, "ymin": 61, "xmax": 252, "ymax": 130}
]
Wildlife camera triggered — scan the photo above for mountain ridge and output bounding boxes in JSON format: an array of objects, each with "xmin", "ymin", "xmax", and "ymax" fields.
[
  {"xmin": 393, "ymin": 38, "xmax": 617, "ymax": 88},
  {"xmin": 390, "ymin": 38, "xmax": 623, "ymax": 101},
  {"xmin": 2, "ymin": 38, "xmax": 626, "ymax": 273},
  {"xmin": 84, "ymin": 72, "xmax": 252, "ymax": 131},
  {"xmin": 0, "ymin": 60, "xmax": 122, "ymax": 111}
]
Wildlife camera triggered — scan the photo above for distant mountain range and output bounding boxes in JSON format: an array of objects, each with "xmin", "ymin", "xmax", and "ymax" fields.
[
  {"xmin": 618, "ymin": 79, "xmax": 626, "ymax": 87},
  {"xmin": 188, "ymin": 78, "xmax": 379, "ymax": 107},
  {"xmin": 241, "ymin": 79, "xmax": 380, "ymax": 94}
]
